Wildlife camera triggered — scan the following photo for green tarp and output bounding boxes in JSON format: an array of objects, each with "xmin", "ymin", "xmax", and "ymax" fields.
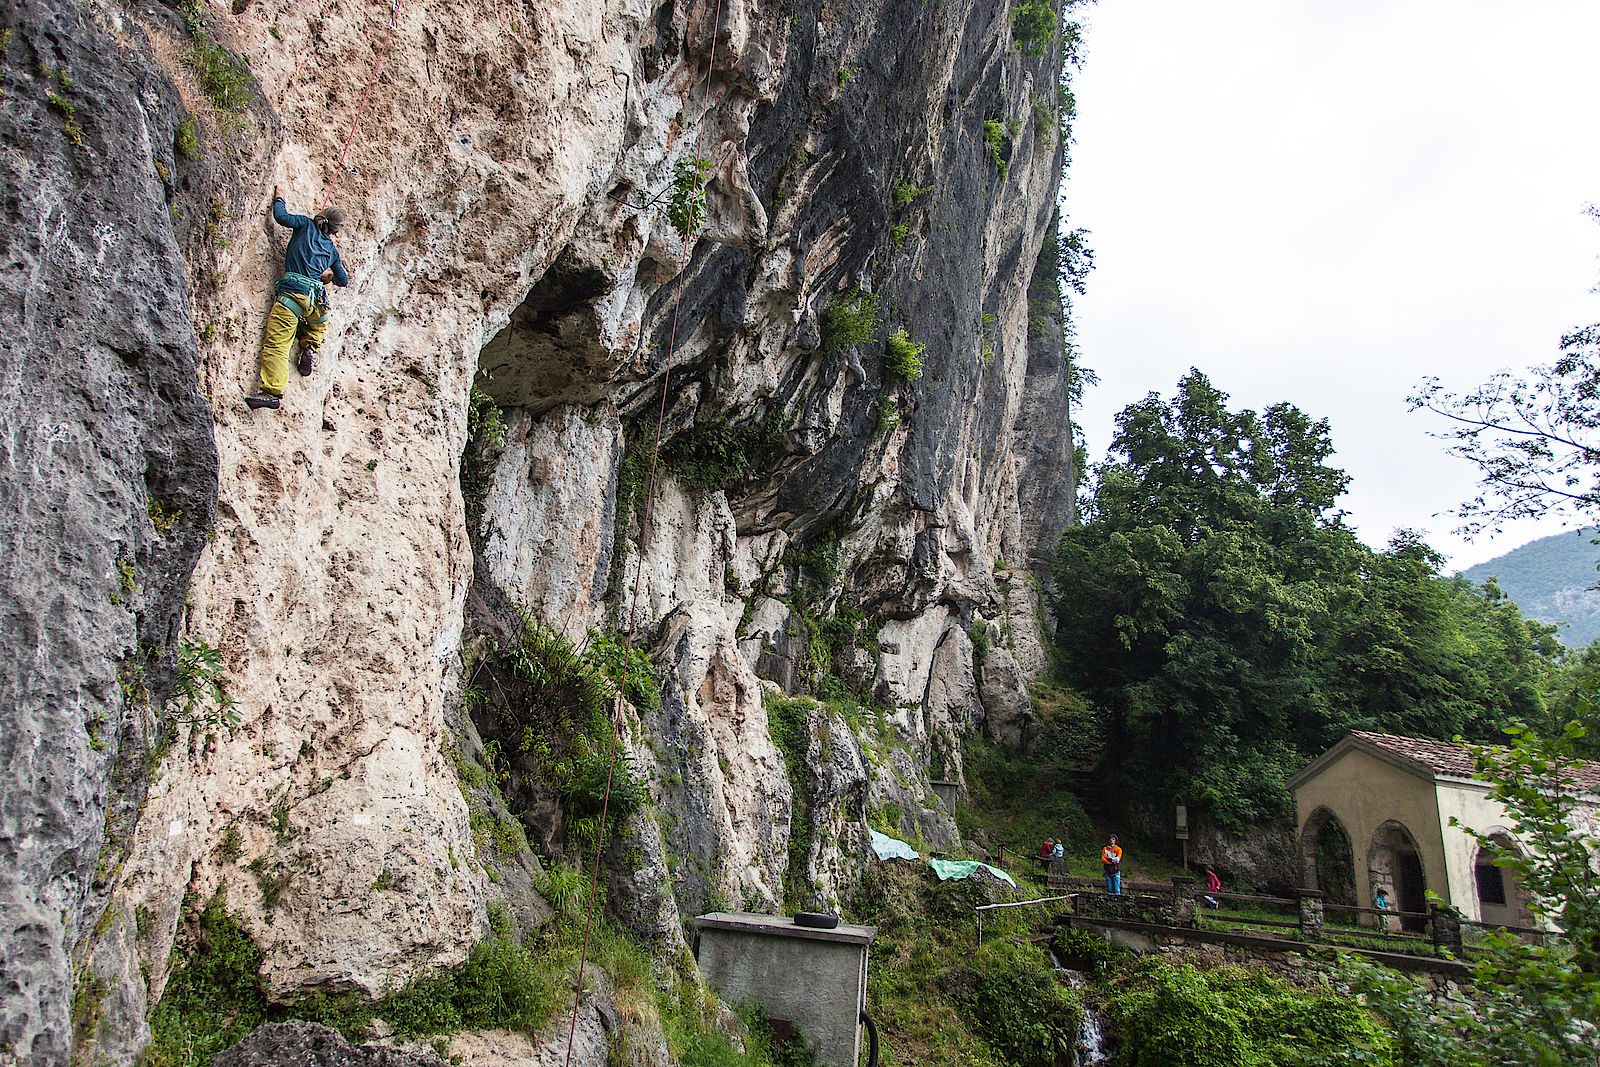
[{"xmin": 927, "ymin": 858, "xmax": 1018, "ymax": 888}]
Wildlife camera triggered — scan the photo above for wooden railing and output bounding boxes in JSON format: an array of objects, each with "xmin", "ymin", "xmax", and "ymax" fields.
[{"xmin": 977, "ymin": 850, "xmax": 1554, "ymax": 956}]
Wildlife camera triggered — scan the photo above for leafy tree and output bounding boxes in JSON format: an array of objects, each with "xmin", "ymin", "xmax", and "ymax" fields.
[
  {"xmin": 1545, "ymin": 640, "xmax": 1600, "ymax": 758},
  {"xmin": 1052, "ymin": 372, "xmax": 1355, "ymax": 821},
  {"xmin": 1344, "ymin": 719, "xmax": 1600, "ymax": 1065},
  {"xmin": 1051, "ymin": 372, "xmax": 1564, "ymax": 829},
  {"xmin": 1409, "ymin": 320, "xmax": 1600, "ymax": 534}
]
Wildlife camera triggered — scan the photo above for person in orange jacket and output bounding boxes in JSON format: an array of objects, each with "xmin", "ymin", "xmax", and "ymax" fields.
[{"xmin": 1102, "ymin": 835, "xmax": 1123, "ymax": 894}]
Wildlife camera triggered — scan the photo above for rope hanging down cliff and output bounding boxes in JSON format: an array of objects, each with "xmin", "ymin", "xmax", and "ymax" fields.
[
  {"xmin": 319, "ymin": 0, "xmax": 400, "ymax": 210},
  {"xmin": 563, "ymin": 1, "xmax": 726, "ymax": 1063}
]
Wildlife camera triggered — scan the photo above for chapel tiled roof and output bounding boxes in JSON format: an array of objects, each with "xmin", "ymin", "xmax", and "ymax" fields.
[{"xmin": 1349, "ymin": 729, "xmax": 1600, "ymax": 793}]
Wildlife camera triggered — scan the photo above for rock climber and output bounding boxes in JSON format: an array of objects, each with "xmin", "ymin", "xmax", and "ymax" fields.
[
  {"xmin": 1101, "ymin": 834, "xmax": 1122, "ymax": 895},
  {"xmin": 246, "ymin": 185, "xmax": 348, "ymax": 410}
]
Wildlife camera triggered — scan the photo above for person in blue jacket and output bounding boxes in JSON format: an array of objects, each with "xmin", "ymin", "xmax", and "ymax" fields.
[{"xmin": 246, "ymin": 185, "xmax": 348, "ymax": 410}]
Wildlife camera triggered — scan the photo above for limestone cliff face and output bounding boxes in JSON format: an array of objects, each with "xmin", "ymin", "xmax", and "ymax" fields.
[{"xmin": 0, "ymin": 0, "xmax": 1079, "ymax": 1063}]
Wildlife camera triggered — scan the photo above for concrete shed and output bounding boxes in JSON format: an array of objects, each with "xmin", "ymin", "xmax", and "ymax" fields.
[
  {"xmin": 693, "ymin": 913, "xmax": 876, "ymax": 1067},
  {"xmin": 1288, "ymin": 731, "xmax": 1600, "ymax": 928}
]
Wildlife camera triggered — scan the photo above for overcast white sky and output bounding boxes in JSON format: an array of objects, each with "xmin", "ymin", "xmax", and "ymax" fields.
[{"xmin": 1066, "ymin": 0, "xmax": 1600, "ymax": 571}]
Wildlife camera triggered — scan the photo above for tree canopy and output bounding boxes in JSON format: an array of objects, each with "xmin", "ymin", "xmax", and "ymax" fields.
[{"xmin": 1049, "ymin": 371, "xmax": 1564, "ymax": 829}]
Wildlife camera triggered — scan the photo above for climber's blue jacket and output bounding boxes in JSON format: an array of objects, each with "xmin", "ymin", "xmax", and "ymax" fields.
[{"xmin": 273, "ymin": 197, "xmax": 348, "ymax": 295}]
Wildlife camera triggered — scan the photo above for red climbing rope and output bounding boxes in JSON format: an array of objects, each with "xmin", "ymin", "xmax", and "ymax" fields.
[
  {"xmin": 562, "ymin": 1, "xmax": 725, "ymax": 1062},
  {"xmin": 318, "ymin": 0, "xmax": 400, "ymax": 210}
]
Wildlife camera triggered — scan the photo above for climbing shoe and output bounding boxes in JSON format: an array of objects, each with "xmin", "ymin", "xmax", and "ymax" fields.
[
  {"xmin": 245, "ymin": 394, "xmax": 281, "ymax": 410},
  {"xmin": 297, "ymin": 348, "xmax": 316, "ymax": 376}
]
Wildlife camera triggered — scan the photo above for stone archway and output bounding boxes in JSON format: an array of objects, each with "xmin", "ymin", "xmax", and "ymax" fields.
[
  {"xmin": 1473, "ymin": 830, "xmax": 1534, "ymax": 929},
  {"xmin": 1368, "ymin": 820, "xmax": 1427, "ymax": 932},
  {"xmin": 1296, "ymin": 806, "xmax": 1357, "ymax": 911}
]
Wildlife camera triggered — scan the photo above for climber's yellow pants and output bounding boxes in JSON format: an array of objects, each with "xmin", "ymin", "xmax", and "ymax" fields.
[{"xmin": 256, "ymin": 291, "xmax": 328, "ymax": 397}]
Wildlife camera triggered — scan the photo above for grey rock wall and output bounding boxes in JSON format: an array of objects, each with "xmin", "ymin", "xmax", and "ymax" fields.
[{"xmin": 0, "ymin": 1, "xmax": 222, "ymax": 1062}]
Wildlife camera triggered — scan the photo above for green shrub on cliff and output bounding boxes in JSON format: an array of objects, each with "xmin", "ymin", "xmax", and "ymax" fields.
[
  {"xmin": 176, "ymin": 1, "xmax": 253, "ymax": 113},
  {"xmin": 176, "ymin": 118, "xmax": 201, "ymax": 160},
  {"xmin": 820, "ymin": 289, "xmax": 881, "ymax": 352},
  {"xmin": 465, "ymin": 616, "xmax": 660, "ymax": 871},
  {"xmin": 189, "ymin": 37, "xmax": 252, "ymax": 112},
  {"xmin": 380, "ymin": 913, "xmax": 565, "ymax": 1039},
  {"xmin": 982, "ymin": 120, "xmax": 1008, "ymax": 179},
  {"xmin": 847, "ymin": 862, "xmax": 1071, "ymax": 1067},
  {"xmin": 461, "ymin": 387, "xmax": 506, "ymax": 537},
  {"xmin": 667, "ymin": 157, "xmax": 713, "ymax": 240},
  {"xmin": 765, "ymin": 694, "xmax": 820, "ymax": 909},
  {"xmin": 884, "ymin": 327, "xmax": 925, "ymax": 381},
  {"xmin": 660, "ymin": 411, "xmax": 788, "ymax": 494},
  {"xmin": 1010, "ymin": 1, "xmax": 1058, "ymax": 56},
  {"xmin": 168, "ymin": 639, "xmax": 236, "ymax": 730},
  {"xmin": 958, "ymin": 940, "xmax": 1081, "ymax": 1067}
]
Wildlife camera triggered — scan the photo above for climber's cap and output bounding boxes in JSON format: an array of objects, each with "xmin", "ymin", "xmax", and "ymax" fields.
[{"xmin": 314, "ymin": 207, "xmax": 346, "ymax": 235}]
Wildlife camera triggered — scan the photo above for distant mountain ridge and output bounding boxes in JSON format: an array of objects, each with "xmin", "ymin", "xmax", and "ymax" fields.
[{"xmin": 1459, "ymin": 529, "xmax": 1600, "ymax": 649}]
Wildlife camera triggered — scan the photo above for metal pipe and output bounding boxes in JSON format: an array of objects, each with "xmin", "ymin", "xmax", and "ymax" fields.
[
  {"xmin": 973, "ymin": 894, "xmax": 1074, "ymax": 912},
  {"xmin": 860, "ymin": 1011, "xmax": 879, "ymax": 1067}
]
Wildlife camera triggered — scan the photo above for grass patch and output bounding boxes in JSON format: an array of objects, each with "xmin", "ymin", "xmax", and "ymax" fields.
[
  {"xmin": 176, "ymin": 118, "xmax": 201, "ymax": 160},
  {"xmin": 958, "ymin": 733, "xmax": 1094, "ymax": 860},
  {"xmin": 145, "ymin": 891, "xmax": 589, "ymax": 1066},
  {"xmin": 958, "ymin": 940, "xmax": 1081, "ymax": 1067},
  {"xmin": 145, "ymin": 890, "xmax": 271, "ymax": 1067},
  {"xmin": 379, "ymin": 911, "xmax": 566, "ymax": 1039}
]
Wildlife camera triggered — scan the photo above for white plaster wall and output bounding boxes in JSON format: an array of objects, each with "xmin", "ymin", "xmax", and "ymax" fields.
[{"xmin": 1433, "ymin": 780, "xmax": 1515, "ymax": 924}]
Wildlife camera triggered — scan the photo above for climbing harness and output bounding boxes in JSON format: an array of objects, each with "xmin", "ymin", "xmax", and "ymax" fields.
[
  {"xmin": 318, "ymin": 0, "xmax": 400, "ymax": 210},
  {"xmin": 562, "ymin": 2, "xmax": 725, "ymax": 1063},
  {"xmin": 273, "ymin": 273, "xmax": 329, "ymax": 322}
]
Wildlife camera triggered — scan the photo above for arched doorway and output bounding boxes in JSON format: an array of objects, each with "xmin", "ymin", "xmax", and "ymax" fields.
[
  {"xmin": 1473, "ymin": 831, "xmax": 1533, "ymax": 929},
  {"xmin": 1296, "ymin": 806, "xmax": 1357, "ymax": 912},
  {"xmin": 1368, "ymin": 820, "xmax": 1427, "ymax": 932}
]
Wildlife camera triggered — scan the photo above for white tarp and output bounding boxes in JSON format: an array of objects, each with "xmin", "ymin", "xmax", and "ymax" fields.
[{"xmin": 869, "ymin": 828, "xmax": 919, "ymax": 861}]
